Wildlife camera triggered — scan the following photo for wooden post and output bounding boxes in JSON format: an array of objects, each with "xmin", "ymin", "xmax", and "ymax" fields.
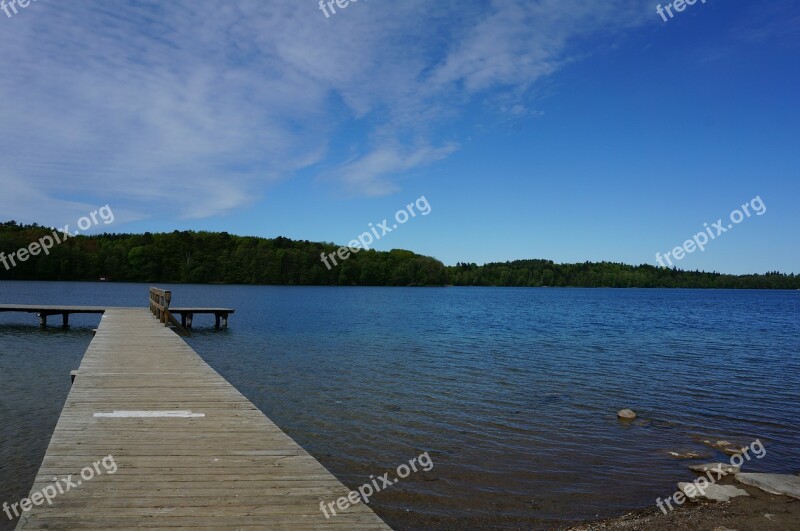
[
  {"xmin": 148, "ymin": 287, "xmax": 187, "ymax": 335},
  {"xmin": 150, "ymin": 287, "xmax": 173, "ymax": 327},
  {"xmin": 163, "ymin": 291, "xmax": 171, "ymax": 326},
  {"xmin": 186, "ymin": 313, "xmax": 193, "ymax": 329},
  {"xmin": 38, "ymin": 313, "xmax": 47, "ymax": 328},
  {"xmin": 221, "ymin": 313, "xmax": 228, "ymax": 329},
  {"xmin": 62, "ymin": 313, "xmax": 69, "ymax": 329}
]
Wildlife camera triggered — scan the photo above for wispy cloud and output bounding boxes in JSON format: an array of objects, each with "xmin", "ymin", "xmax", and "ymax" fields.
[
  {"xmin": 327, "ymin": 142, "xmax": 459, "ymax": 196},
  {"xmin": 0, "ymin": 0, "xmax": 651, "ymax": 224}
]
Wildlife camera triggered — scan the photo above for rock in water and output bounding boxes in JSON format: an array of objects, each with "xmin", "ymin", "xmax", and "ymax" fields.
[
  {"xmin": 669, "ymin": 450, "xmax": 711, "ymax": 459},
  {"xmin": 617, "ymin": 409, "xmax": 636, "ymax": 420},
  {"xmin": 735, "ymin": 473, "xmax": 800, "ymax": 499},
  {"xmin": 678, "ymin": 482, "xmax": 749, "ymax": 502},
  {"xmin": 723, "ymin": 446, "xmax": 747, "ymax": 456},
  {"xmin": 689, "ymin": 462, "xmax": 740, "ymax": 475}
]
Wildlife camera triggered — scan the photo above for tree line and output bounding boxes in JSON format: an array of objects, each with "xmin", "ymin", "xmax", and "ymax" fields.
[
  {"xmin": 1, "ymin": 221, "xmax": 797, "ymax": 289},
  {"xmin": 0, "ymin": 222, "xmax": 447, "ymax": 286},
  {"xmin": 448, "ymin": 260, "xmax": 799, "ymax": 289}
]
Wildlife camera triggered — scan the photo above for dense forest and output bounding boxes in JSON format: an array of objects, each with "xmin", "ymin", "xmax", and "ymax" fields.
[
  {"xmin": 448, "ymin": 260, "xmax": 799, "ymax": 289},
  {"xmin": 0, "ymin": 222, "xmax": 448, "ymax": 286},
  {"xmin": 1, "ymin": 221, "xmax": 797, "ymax": 289}
]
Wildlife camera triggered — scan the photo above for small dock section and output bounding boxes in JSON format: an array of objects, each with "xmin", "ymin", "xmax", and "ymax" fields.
[
  {"xmin": 17, "ymin": 307, "xmax": 388, "ymax": 529},
  {"xmin": 0, "ymin": 304, "xmax": 106, "ymax": 328},
  {"xmin": 149, "ymin": 287, "xmax": 235, "ymax": 331},
  {"xmin": 0, "ymin": 288, "xmax": 234, "ymax": 330}
]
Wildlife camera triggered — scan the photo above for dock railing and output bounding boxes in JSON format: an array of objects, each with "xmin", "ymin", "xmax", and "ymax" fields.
[
  {"xmin": 149, "ymin": 287, "xmax": 187, "ymax": 334},
  {"xmin": 149, "ymin": 287, "xmax": 171, "ymax": 324}
]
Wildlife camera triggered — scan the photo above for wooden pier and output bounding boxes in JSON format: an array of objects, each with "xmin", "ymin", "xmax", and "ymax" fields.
[
  {"xmin": 0, "ymin": 288, "xmax": 234, "ymax": 330},
  {"xmin": 149, "ymin": 287, "xmax": 235, "ymax": 331},
  {"xmin": 12, "ymin": 294, "xmax": 389, "ymax": 529},
  {"xmin": 0, "ymin": 305, "xmax": 106, "ymax": 328}
]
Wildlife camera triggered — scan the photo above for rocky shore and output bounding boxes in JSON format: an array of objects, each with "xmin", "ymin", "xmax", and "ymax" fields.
[
  {"xmin": 571, "ymin": 411, "xmax": 800, "ymax": 530},
  {"xmin": 569, "ymin": 477, "xmax": 799, "ymax": 530}
]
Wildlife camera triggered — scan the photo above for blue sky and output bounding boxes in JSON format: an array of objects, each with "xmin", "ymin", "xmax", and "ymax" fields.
[{"xmin": 1, "ymin": 0, "xmax": 798, "ymax": 274}]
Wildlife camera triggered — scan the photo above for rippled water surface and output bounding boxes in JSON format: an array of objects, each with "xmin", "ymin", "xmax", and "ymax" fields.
[{"xmin": 1, "ymin": 282, "xmax": 798, "ymax": 529}]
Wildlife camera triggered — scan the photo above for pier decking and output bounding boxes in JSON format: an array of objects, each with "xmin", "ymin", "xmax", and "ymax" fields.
[
  {"xmin": 0, "ymin": 296, "xmax": 234, "ymax": 330},
  {"xmin": 148, "ymin": 288, "xmax": 234, "ymax": 331},
  {"xmin": 15, "ymin": 307, "xmax": 388, "ymax": 529},
  {"xmin": 0, "ymin": 304, "xmax": 106, "ymax": 328},
  {"xmin": 170, "ymin": 308, "xmax": 235, "ymax": 330}
]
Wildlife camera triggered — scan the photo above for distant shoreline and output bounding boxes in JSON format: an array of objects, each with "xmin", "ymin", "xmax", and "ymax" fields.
[
  {"xmin": 2, "ymin": 223, "xmax": 798, "ymax": 289},
  {"xmin": 1, "ymin": 279, "xmax": 799, "ymax": 291}
]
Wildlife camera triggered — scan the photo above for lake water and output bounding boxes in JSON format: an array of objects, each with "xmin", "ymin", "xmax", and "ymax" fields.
[{"xmin": 1, "ymin": 282, "xmax": 798, "ymax": 529}]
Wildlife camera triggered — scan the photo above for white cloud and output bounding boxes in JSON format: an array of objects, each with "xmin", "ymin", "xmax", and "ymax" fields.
[
  {"xmin": 0, "ymin": 0, "xmax": 651, "ymax": 224},
  {"xmin": 327, "ymin": 141, "xmax": 459, "ymax": 196}
]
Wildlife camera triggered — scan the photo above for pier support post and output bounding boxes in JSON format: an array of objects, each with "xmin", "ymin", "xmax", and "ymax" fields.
[
  {"xmin": 62, "ymin": 313, "xmax": 69, "ymax": 329},
  {"xmin": 38, "ymin": 313, "xmax": 47, "ymax": 328},
  {"xmin": 215, "ymin": 314, "xmax": 221, "ymax": 329},
  {"xmin": 221, "ymin": 313, "xmax": 228, "ymax": 329},
  {"xmin": 186, "ymin": 313, "xmax": 193, "ymax": 329}
]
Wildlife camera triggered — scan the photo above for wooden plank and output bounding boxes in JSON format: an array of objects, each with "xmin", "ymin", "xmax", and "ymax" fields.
[
  {"xmin": 16, "ymin": 308, "xmax": 389, "ymax": 530},
  {"xmin": 170, "ymin": 308, "xmax": 236, "ymax": 313},
  {"xmin": 0, "ymin": 304, "xmax": 107, "ymax": 313}
]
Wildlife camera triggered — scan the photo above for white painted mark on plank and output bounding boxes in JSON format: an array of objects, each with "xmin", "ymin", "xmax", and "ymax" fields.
[{"xmin": 93, "ymin": 411, "xmax": 205, "ymax": 418}]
